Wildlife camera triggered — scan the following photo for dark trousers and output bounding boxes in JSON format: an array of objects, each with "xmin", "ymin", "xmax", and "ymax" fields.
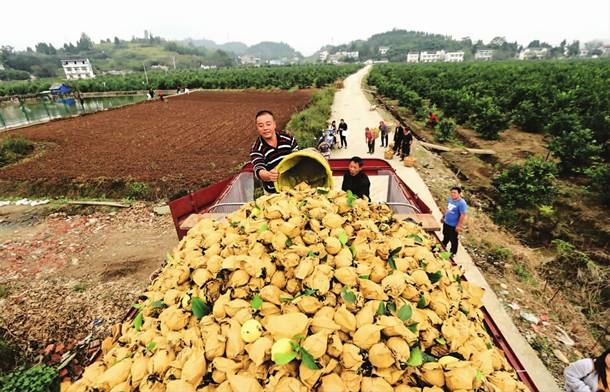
[
  {"xmin": 367, "ymin": 140, "xmax": 375, "ymax": 153},
  {"xmin": 340, "ymin": 135, "xmax": 347, "ymax": 148},
  {"xmin": 381, "ymin": 133, "xmax": 388, "ymax": 147},
  {"xmin": 401, "ymin": 143, "xmax": 411, "ymax": 159},
  {"xmin": 442, "ymin": 222, "xmax": 459, "ymax": 255},
  {"xmin": 393, "ymin": 139, "xmax": 402, "ymax": 153}
]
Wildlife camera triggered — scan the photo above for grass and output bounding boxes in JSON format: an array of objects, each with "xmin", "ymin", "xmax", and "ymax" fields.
[
  {"xmin": 286, "ymin": 88, "xmax": 335, "ymax": 148},
  {"xmin": 0, "ymin": 137, "xmax": 34, "ymax": 168},
  {"xmin": 0, "ymin": 284, "xmax": 9, "ymax": 299},
  {"xmin": 72, "ymin": 282, "xmax": 87, "ymax": 293},
  {"xmin": 512, "ymin": 262, "xmax": 536, "ymax": 285}
]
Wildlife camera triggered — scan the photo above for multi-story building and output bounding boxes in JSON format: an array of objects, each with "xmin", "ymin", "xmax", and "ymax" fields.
[
  {"xmin": 444, "ymin": 51, "xmax": 465, "ymax": 62},
  {"xmin": 239, "ymin": 55, "xmax": 260, "ymax": 66},
  {"xmin": 518, "ymin": 47, "xmax": 549, "ymax": 60},
  {"xmin": 379, "ymin": 46, "xmax": 390, "ymax": 55},
  {"xmin": 61, "ymin": 59, "xmax": 95, "ymax": 80},
  {"xmin": 419, "ymin": 51, "xmax": 445, "ymax": 62},
  {"xmin": 406, "ymin": 53, "xmax": 420, "ymax": 63},
  {"xmin": 475, "ymin": 49, "xmax": 494, "ymax": 61}
]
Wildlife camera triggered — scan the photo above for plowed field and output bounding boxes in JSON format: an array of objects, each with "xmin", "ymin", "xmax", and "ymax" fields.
[{"xmin": 0, "ymin": 90, "xmax": 314, "ymax": 199}]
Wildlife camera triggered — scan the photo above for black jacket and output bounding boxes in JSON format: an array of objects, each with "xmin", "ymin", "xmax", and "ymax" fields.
[{"xmin": 342, "ymin": 171, "xmax": 370, "ymax": 200}]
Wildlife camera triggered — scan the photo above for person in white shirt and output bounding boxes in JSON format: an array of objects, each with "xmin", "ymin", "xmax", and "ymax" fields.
[{"xmin": 564, "ymin": 348, "xmax": 610, "ymax": 392}]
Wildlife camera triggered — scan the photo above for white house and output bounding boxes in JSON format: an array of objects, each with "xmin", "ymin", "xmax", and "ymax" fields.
[
  {"xmin": 319, "ymin": 50, "xmax": 329, "ymax": 61},
  {"xmin": 239, "ymin": 55, "xmax": 260, "ymax": 66},
  {"xmin": 475, "ymin": 49, "xmax": 494, "ymax": 61},
  {"xmin": 379, "ymin": 46, "xmax": 390, "ymax": 55},
  {"xmin": 518, "ymin": 47, "xmax": 549, "ymax": 60},
  {"xmin": 61, "ymin": 58, "xmax": 95, "ymax": 80},
  {"xmin": 444, "ymin": 51, "xmax": 464, "ymax": 62},
  {"xmin": 406, "ymin": 53, "xmax": 419, "ymax": 63},
  {"xmin": 0, "ymin": 63, "xmax": 5, "ymax": 71},
  {"xmin": 419, "ymin": 51, "xmax": 444, "ymax": 62}
]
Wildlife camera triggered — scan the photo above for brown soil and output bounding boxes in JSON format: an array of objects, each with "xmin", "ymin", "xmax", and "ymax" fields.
[{"xmin": 0, "ymin": 90, "xmax": 314, "ymax": 199}]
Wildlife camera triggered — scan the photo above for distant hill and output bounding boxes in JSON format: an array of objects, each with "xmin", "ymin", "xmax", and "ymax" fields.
[
  {"xmin": 182, "ymin": 38, "xmax": 248, "ymax": 56},
  {"xmin": 184, "ymin": 38, "xmax": 301, "ymax": 60},
  {"xmin": 245, "ymin": 42, "xmax": 302, "ymax": 61}
]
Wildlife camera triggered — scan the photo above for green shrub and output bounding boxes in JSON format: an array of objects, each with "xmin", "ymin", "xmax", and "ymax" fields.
[
  {"xmin": 435, "ymin": 119, "xmax": 456, "ymax": 142},
  {"xmin": 127, "ymin": 181, "xmax": 150, "ymax": 199},
  {"xmin": 0, "ymin": 137, "xmax": 34, "ymax": 167},
  {"xmin": 492, "ymin": 155, "xmax": 558, "ymax": 209},
  {"xmin": 0, "ymin": 364, "xmax": 59, "ymax": 392},
  {"xmin": 469, "ymin": 97, "xmax": 507, "ymax": 140},
  {"xmin": 585, "ymin": 163, "xmax": 610, "ymax": 206},
  {"xmin": 547, "ymin": 127, "xmax": 602, "ymax": 176}
]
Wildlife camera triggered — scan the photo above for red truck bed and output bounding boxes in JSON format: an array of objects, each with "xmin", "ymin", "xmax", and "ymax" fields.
[{"xmin": 168, "ymin": 158, "xmax": 537, "ymax": 391}]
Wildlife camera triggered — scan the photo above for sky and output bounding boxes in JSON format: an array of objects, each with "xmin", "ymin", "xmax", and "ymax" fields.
[{"xmin": 1, "ymin": 0, "xmax": 609, "ymax": 56}]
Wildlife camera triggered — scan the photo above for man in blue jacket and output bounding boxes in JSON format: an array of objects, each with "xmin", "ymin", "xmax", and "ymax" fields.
[{"xmin": 441, "ymin": 186, "xmax": 468, "ymax": 256}]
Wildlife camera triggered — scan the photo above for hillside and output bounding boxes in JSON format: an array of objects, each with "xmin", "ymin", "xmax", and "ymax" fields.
[
  {"xmin": 0, "ymin": 35, "xmax": 303, "ymax": 81},
  {"xmin": 323, "ymin": 29, "xmax": 520, "ymax": 61}
]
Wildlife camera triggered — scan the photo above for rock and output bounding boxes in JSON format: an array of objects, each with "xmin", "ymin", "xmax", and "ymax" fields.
[
  {"xmin": 520, "ymin": 311, "xmax": 539, "ymax": 324},
  {"xmin": 553, "ymin": 349, "xmax": 570, "ymax": 364},
  {"xmin": 153, "ymin": 205, "xmax": 170, "ymax": 215},
  {"xmin": 85, "ymin": 218, "xmax": 98, "ymax": 226}
]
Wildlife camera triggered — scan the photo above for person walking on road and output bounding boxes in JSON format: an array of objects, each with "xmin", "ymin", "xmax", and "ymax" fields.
[
  {"xmin": 379, "ymin": 120, "xmax": 388, "ymax": 148},
  {"xmin": 338, "ymin": 119, "xmax": 348, "ymax": 148},
  {"xmin": 365, "ymin": 127, "xmax": 375, "ymax": 154},
  {"xmin": 441, "ymin": 186, "xmax": 467, "ymax": 256},
  {"xmin": 564, "ymin": 349, "xmax": 610, "ymax": 392},
  {"xmin": 250, "ymin": 110, "xmax": 299, "ymax": 193}
]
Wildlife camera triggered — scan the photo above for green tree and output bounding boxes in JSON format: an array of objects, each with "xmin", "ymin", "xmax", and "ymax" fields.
[
  {"xmin": 492, "ymin": 156, "xmax": 558, "ymax": 209},
  {"xmin": 567, "ymin": 40, "xmax": 580, "ymax": 57},
  {"xmin": 76, "ymin": 33, "xmax": 94, "ymax": 51},
  {"xmin": 547, "ymin": 128, "xmax": 602, "ymax": 176},
  {"xmin": 469, "ymin": 97, "xmax": 506, "ymax": 140}
]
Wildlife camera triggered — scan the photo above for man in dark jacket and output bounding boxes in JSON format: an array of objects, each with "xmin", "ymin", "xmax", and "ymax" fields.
[
  {"xmin": 338, "ymin": 119, "xmax": 348, "ymax": 148},
  {"xmin": 341, "ymin": 156, "xmax": 370, "ymax": 200},
  {"xmin": 393, "ymin": 123, "xmax": 404, "ymax": 155}
]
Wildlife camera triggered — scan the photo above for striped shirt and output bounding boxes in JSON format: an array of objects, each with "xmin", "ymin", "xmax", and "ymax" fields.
[{"xmin": 250, "ymin": 131, "xmax": 299, "ymax": 193}]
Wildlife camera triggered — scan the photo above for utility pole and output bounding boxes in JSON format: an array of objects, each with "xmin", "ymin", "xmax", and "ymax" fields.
[
  {"xmin": 172, "ymin": 56, "xmax": 176, "ymax": 70},
  {"xmin": 143, "ymin": 63, "xmax": 149, "ymax": 85}
]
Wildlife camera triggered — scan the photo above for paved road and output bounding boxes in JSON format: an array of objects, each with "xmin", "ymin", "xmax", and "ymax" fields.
[{"xmin": 330, "ymin": 65, "xmax": 560, "ymax": 392}]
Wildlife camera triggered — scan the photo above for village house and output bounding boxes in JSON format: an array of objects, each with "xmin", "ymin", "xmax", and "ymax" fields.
[
  {"xmin": 475, "ymin": 49, "xmax": 494, "ymax": 61},
  {"xmin": 444, "ymin": 51, "xmax": 465, "ymax": 62},
  {"xmin": 406, "ymin": 53, "xmax": 420, "ymax": 63},
  {"xmin": 61, "ymin": 58, "xmax": 95, "ymax": 80}
]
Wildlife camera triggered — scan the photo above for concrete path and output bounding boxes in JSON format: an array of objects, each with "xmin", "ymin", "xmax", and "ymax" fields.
[{"xmin": 329, "ymin": 65, "xmax": 560, "ymax": 391}]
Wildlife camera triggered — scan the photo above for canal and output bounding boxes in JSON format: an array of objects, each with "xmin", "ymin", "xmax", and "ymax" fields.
[{"xmin": 0, "ymin": 95, "xmax": 148, "ymax": 129}]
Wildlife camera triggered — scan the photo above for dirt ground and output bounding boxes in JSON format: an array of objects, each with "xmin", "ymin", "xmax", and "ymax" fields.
[
  {"xmin": 0, "ymin": 90, "xmax": 313, "ymax": 199},
  {"xmin": 0, "ymin": 202, "xmax": 177, "ymax": 368}
]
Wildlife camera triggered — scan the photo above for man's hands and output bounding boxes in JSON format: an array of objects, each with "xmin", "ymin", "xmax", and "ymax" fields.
[{"xmin": 260, "ymin": 169, "xmax": 279, "ymax": 182}]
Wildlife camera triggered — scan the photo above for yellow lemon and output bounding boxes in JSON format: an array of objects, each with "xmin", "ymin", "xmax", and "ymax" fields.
[
  {"xmin": 271, "ymin": 338, "xmax": 294, "ymax": 362},
  {"xmin": 240, "ymin": 319, "xmax": 263, "ymax": 343}
]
